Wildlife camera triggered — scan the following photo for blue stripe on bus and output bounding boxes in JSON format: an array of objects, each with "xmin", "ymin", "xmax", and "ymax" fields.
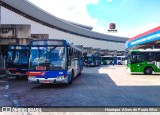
[{"xmin": 29, "ymin": 70, "xmax": 68, "ymax": 78}]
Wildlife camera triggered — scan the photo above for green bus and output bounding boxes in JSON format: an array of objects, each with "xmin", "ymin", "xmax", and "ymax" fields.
[
  {"xmin": 101, "ymin": 56, "xmax": 113, "ymax": 65},
  {"xmin": 127, "ymin": 49, "xmax": 160, "ymax": 74}
]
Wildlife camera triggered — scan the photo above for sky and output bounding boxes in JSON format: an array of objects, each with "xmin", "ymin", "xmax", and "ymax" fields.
[{"xmin": 28, "ymin": 0, "xmax": 160, "ymax": 38}]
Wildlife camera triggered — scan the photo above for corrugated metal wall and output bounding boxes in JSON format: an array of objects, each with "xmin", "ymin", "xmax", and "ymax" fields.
[{"xmin": 1, "ymin": 6, "xmax": 125, "ymax": 51}]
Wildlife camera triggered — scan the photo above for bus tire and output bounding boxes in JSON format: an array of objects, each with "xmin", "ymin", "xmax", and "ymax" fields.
[
  {"xmin": 16, "ymin": 75, "xmax": 20, "ymax": 79},
  {"xmin": 144, "ymin": 67, "xmax": 152, "ymax": 75},
  {"xmin": 68, "ymin": 71, "xmax": 74, "ymax": 85},
  {"xmin": 118, "ymin": 62, "xmax": 122, "ymax": 65}
]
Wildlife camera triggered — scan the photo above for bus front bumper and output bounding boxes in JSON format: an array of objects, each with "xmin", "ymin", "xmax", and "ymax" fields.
[
  {"xmin": 28, "ymin": 76, "xmax": 68, "ymax": 84},
  {"xmin": 126, "ymin": 67, "xmax": 131, "ymax": 73},
  {"xmin": 6, "ymin": 70, "xmax": 27, "ymax": 76}
]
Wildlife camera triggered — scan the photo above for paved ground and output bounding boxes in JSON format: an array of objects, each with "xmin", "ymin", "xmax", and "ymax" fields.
[
  {"xmin": 99, "ymin": 65, "xmax": 160, "ymax": 86},
  {"xmin": 0, "ymin": 65, "xmax": 160, "ymax": 107}
]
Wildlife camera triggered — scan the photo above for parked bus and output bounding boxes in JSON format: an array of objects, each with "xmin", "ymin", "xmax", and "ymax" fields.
[
  {"xmin": 127, "ymin": 49, "xmax": 160, "ymax": 74},
  {"xmin": 101, "ymin": 56, "xmax": 113, "ymax": 65},
  {"xmin": 0, "ymin": 47, "xmax": 5, "ymax": 74},
  {"xmin": 117, "ymin": 56, "xmax": 127, "ymax": 65},
  {"xmin": 83, "ymin": 54, "xmax": 101, "ymax": 67},
  {"xmin": 6, "ymin": 45, "xmax": 29, "ymax": 78},
  {"xmin": 27, "ymin": 39, "xmax": 83, "ymax": 84},
  {"xmin": 83, "ymin": 48, "xmax": 101, "ymax": 67},
  {"xmin": 101, "ymin": 55, "xmax": 126, "ymax": 65}
]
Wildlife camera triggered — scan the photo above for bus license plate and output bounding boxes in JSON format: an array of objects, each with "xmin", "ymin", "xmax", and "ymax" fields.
[
  {"xmin": 16, "ymin": 72, "xmax": 20, "ymax": 74},
  {"xmin": 36, "ymin": 66, "xmax": 46, "ymax": 70},
  {"xmin": 43, "ymin": 80, "xmax": 50, "ymax": 83}
]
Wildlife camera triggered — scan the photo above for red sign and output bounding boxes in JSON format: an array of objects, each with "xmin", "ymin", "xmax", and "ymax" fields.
[
  {"xmin": 36, "ymin": 66, "xmax": 46, "ymax": 70},
  {"xmin": 15, "ymin": 72, "xmax": 20, "ymax": 74}
]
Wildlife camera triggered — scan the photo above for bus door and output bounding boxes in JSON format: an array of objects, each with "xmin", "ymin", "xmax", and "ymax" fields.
[
  {"xmin": 117, "ymin": 56, "xmax": 121, "ymax": 65},
  {"xmin": 155, "ymin": 52, "xmax": 160, "ymax": 72},
  {"xmin": 73, "ymin": 58, "xmax": 80, "ymax": 77},
  {"xmin": 114, "ymin": 57, "xmax": 117, "ymax": 65},
  {"xmin": 95, "ymin": 56, "xmax": 98, "ymax": 66}
]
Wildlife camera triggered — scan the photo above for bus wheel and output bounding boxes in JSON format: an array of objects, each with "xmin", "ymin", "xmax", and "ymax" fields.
[
  {"xmin": 144, "ymin": 67, "xmax": 152, "ymax": 75},
  {"xmin": 68, "ymin": 71, "xmax": 74, "ymax": 85},
  {"xmin": 16, "ymin": 75, "xmax": 20, "ymax": 79},
  {"xmin": 118, "ymin": 62, "xmax": 121, "ymax": 65}
]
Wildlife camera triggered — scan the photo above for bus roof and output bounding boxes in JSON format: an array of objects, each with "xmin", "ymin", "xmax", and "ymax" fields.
[
  {"xmin": 117, "ymin": 56, "xmax": 126, "ymax": 57},
  {"xmin": 8, "ymin": 45, "xmax": 29, "ymax": 50},
  {"xmin": 101, "ymin": 55, "xmax": 113, "ymax": 57},
  {"xmin": 129, "ymin": 49, "xmax": 160, "ymax": 52},
  {"xmin": 30, "ymin": 39, "xmax": 82, "ymax": 52},
  {"xmin": 30, "ymin": 39, "xmax": 66, "ymax": 45}
]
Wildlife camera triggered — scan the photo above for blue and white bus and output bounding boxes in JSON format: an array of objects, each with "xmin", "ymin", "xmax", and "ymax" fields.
[
  {"xmin": 83, "ymin": 48, "xmax": 101, "ymax": 67},
  {"xmin": 83, "ymin": 54, "xmax": 101, "ymax": 67},
  {"xmin": 27, "ymin": 39, "xmax": 83, "ymax": 84},
  {"xmin": 6, "ymin": 45, "xmax": 29, "ymax": 78}
]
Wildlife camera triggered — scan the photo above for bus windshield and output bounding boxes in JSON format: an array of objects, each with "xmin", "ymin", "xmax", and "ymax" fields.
[
  {"xmin": 29, "ymin": 46, "xmax": 67, "ymax": 70},
  {"xmin": 88, "ymin": 56, "xmax": 94, "ymax": 62},
  {"xmin": 8, "ymin": 50, "xmax": 28, "ymax": 64},
  {"xmin": 84, "ymin": 56, "xmax": 94, "ymax": 63}
]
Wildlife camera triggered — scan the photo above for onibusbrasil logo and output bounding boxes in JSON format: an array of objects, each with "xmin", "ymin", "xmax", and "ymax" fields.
[{"xmin": 108, "ymin": 23, "xmax": 118, "ymax": 32}]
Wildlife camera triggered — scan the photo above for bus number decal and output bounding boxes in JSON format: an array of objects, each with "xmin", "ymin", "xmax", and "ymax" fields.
[{"xmin": 36, "ymin": 66, "xmax": 46, "ymax": 70}]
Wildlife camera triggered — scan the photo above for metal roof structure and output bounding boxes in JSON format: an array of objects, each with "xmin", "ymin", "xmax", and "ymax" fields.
[
  {"xmin": 126, "ymin": 26, "xmax": 160, "ymax": 49},
  {"xmin": 64, "ymin": 20, "xmax": 93, "ymax": 30}
]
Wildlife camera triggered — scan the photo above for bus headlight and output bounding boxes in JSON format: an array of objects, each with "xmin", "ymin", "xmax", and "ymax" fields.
[
  {"xmin": 57, "ymin": 76, "xmax": 67, "ymax": 79},
  {"xmin": 28, "ymin": 76, "xmax": 36, "ymax": 79}
]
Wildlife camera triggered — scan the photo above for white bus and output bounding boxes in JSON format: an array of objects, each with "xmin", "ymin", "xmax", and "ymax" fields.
[{"xmin": 117, "ymin": 56, "xmax": 127, "ymax": 65}]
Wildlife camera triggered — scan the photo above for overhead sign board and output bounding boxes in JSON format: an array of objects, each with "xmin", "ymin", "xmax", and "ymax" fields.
[
  {"xmin": 126, "ymin": 26, "xmax": 160, "ymax": 49},
  {"xmin": 126, "ymin": 30, "xmax": 160, "ymax": 49}
]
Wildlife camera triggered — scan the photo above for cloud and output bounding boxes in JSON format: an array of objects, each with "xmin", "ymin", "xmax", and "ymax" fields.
[
  {"xmin": 28, "ymin": 0, "xmax": 98, "ymax": 27},
  {"xmin": 92, "ymin": 22, "xmax": 160, "ymax": 38},
  {"xmin": 28, "ymin": 0, "xmax": 129, "ymax": 38},
  {"xmin": 130, "ymin": 22, "xmax": 160, "ymax": 37},
  {"xmin": 28, "ymin": 0, "xmax": 159, "ymax": 38}
]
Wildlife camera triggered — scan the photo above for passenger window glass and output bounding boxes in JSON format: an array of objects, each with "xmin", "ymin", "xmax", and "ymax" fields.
[
  {"xmin": 155, "ymin": 52, "xmax": 160, "ymax": 61},
  {"xmin": 131, "ymin": 52, "xmax": 144, "ymax": 63},
  {"xmin": 145, "ymin": 52, "xmax": 154, "ymax": 61},
  {"xmin": 118, "ymin": 57, "xmax": 121, "ymax": 60}
]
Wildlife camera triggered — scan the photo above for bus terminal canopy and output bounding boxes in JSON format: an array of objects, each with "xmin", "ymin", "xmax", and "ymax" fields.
[{"xmin": 125, "ymin": 26, "xmax": 160, "ymax": 49}]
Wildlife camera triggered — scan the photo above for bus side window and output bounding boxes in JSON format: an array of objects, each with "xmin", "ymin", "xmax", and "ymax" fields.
[
  {"xmin": 68, "ymin": 48, "xmax": 72, "ymax": 67},
  {"xmin": 118, "ymin": 57, "xmax": 121, "ymax": 60},
  {"xmin": 146, "ymin": 52, "xmax": 154, "ymax": 61},
  {"xmin": 155, "ymin": 52, "xmax": 160, "ymax": 61}
]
